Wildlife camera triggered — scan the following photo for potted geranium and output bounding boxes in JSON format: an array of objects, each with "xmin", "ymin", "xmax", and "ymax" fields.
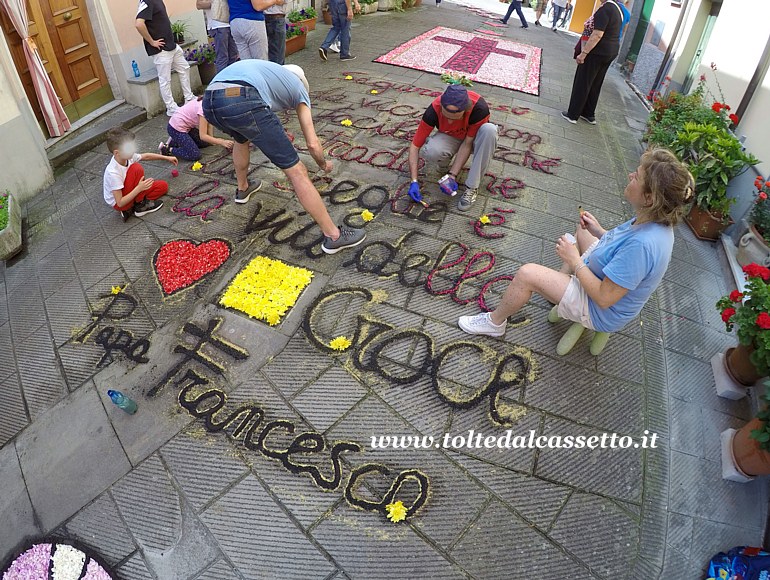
[
  {"xmin": 730, "ymin": 381, "xmax": 770, "ymax": 477},
  {"xmin": 285, "ymin": 23, "xmax": 308, "ymax": 55},
  {"xmin": 185, "ymin": 43, "xmax": 217, "ymax": 85},
  {"xmin": 717, "ymin": 263, "xmax": 770, "ymax": 385},
  {"xmin": 287, "ymin": 6, "xmax": 317, "ymax": 30},
  {"xmin": 0, "ymin": 190, "xmax": 22, "ymax": 261},
  {"xmin": 737, "ymin": 177, "xmax": 770, "ymax": 267}
]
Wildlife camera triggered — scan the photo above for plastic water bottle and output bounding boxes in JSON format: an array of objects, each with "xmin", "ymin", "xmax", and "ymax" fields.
[
  {"xmin": 107, "ymin": 390, "xmax": 138, "ymax": 414},
  {"xmin": 131, "ymin": 60, "xmax": 140, "ymax": 78}
]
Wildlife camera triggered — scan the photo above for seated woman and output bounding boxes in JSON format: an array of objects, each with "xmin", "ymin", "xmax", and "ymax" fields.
[{"xmin": 458, "ymin": 148, "xmax": 694, "ymax": 337}]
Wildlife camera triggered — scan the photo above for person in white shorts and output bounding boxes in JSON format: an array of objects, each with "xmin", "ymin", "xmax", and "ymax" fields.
[{"xmin": 458, "ymin": 149, "xmax": 694, "ymax": 338}]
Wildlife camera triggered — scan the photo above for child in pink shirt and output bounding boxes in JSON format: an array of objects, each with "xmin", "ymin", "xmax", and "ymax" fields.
[{"xmin": 160, "ymin": 97, "xmax": 234, "ymax": 161}]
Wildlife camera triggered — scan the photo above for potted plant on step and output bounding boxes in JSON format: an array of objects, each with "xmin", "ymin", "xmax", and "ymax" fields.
[
  {"xmin": 287, "ymin": 6, "xmax": 318, "ymax": 30},
  {"xmin": 285, "ymin": 23, "xmax": 308, "ymax": 56},
  {"xmin": 0, "ymin": 190, "xmax": 22, "ymax": 261},
  {"xmin": 737, "ymin": 177, "xmax": 770, "ymax": 267},
  {"xmin": 171, "ymin": 20, "xmax": 189, "ymax": 44},
  {"xmin": 185, "ymin": 43, "xmax": 217, "ymax": 85},
  {"xmin": 358, "ymin": 0, "xmax": 379, "ymax": 14},
  {"xmin": 731, "ymin": 382, "xmax": 770, "ymax": 477},
  {"xmin": 717, "ymin": 263, "xmax": 770, "ymax": 386}
]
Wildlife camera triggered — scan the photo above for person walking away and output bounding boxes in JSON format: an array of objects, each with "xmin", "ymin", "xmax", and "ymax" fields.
[
  {"xmin": 202, "ymin": 60, "xmax": 366, "ymax": 253},
  {"xmin": 319, "ymin": 0, "xmax": 360, "ymax": 61},
  {"xmin": 499, "ymin": 0, "xmax": 528, "ymax": 28},
  {"xmin": 408, "ymin": 85, "xmax": 498, "ymax": 212},
  {"xmin": 551, "ymin": 0, "xmax": 567, "ymax": 31},
  {"xmin": 135, "ymin": 0, "xmax": 195, "ymax": 117},
  {"xmin": 561, "ymin": 0, "xmax": 623, "ymax": 125},
  {"xmin": 196, "ymin": 0, "xmax": 238, "ymax": 73}
]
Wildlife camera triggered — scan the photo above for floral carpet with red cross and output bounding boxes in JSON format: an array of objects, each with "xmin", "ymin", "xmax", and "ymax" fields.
[{"xmin": 374, "ymin": 26, "xmax": 542, "ymax": 95}]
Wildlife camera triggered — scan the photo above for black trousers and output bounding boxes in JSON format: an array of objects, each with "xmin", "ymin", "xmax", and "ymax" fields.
[{"xmin": 567, "ymin": 51, "xmax": 616, "ymax": 119}]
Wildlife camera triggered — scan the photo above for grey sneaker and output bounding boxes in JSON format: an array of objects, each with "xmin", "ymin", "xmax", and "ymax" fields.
[
  {"xmin": 561, "ymin": 111, "xmax": 577, "ymax": 124},
  {"xmin": 322, "ymin": 226, "xmax": 367, "ymax": 254},
  {"xmin": 235, "ymin": 179, "xmax": 263, "ymax": 204},
  {"xmin": 458, "ymin": 312, "xmax": 507, "ymax": 337},
  {"xmin": 133, "ymin": 199, "xmax": 163, "ymax": 217},
  {"xmin": 340, "ymin": 54, "xmax": 357, "ymax": 61},
  {"xmin": 580, "ymin": 115, "xmax": 597, "ymax": 125},
  {"xmin": 457, "ymin": 188, "xmax": 477, "ymax": 211},
  {"xmin": 319, "ymin": 47, "xmax": 328, "ymax": 61}
]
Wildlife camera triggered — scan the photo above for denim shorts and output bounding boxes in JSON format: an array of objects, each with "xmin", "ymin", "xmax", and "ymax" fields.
[{"xmin": 202, "ymin": 85, "xmax": 299, "ymax": 170}]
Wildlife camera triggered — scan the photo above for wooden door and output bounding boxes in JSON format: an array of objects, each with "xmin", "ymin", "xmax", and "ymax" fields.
[{"xmin": 0, "ymin": 0, "xmax": 112, "ymax": 133}]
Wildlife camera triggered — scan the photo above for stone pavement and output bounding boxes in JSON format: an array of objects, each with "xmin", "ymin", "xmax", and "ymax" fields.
[{"xmin": 0, "ymin": 2, "xmax": 767, "ymax": 578}]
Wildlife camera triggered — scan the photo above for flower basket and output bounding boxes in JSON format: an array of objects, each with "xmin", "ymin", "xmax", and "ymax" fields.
[
  {"xmin": 288, "ymin": 7, "xmax": 317, "ymax": 29},
  {"xmin": 297, "ymin": 16, "xmax": 316, "ymax": 30},
  {"xmin": 0, "ymin": 191, "xmax": 22, "ymax": 261},
  {"xmin": 286, "ymin": 33, "xmax": 307, "ymax": 55}
]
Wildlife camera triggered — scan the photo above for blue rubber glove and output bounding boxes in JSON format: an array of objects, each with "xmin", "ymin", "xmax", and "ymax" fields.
[{"xmin": 408, "ymin": 181, "xmax": 422, "ymax": 203}]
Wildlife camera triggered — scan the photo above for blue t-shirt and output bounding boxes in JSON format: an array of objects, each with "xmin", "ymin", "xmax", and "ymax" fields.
[
  {"xmin": 229, "ymin": 0, "xmax": 265, "ymax": 21},
  {"xmin": 210, "ymin": 60, "xmax": 311, "ymax": 112},
  {"xmin": 583, "ymin": 219, "xmax": 674, "ymax": 332},
  {"xmin": 619, "ymin": 3, "xmax": 630, "ymax": 40}
]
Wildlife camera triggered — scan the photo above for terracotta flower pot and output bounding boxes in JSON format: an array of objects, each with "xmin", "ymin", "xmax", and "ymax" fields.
[
  {"xmin": 724, "ymin": 343, "xmax": 764, "ymax": 386},
  {"xmin": 297, "ymin": 16, "xmax": 316, "ymax": 31},
  {"xmin": 732, "ymin": 417, "xmax": 770, "ymax": 477},
  {"xmin": 737, "ymin": 224, "xmax": 770, "ymax": 268},
  {"xmin": 322, "ymin": 9, "xmax": 332, "ymax": 24},
  {"xmin": 285, "ymin": 33, "xmax": 307, "ymax": 56},
  {"xmin": 197, "ymin": 62, "xmax": 216, "ymax": 85},
  {"xmin": 684, "ymin": 205, "xmax": 734, "ymax": 241}
]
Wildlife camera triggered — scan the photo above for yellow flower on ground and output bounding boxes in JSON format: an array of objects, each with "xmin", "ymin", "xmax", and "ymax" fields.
[
  {"xmin": 220, "ymin": 256, "xmax": 314, "ymax": 326},
  {"xmin": 341, "ymin": 119, "xmax": 353, "ymax": 127},
  {"xmin": 385, "ymin": 501, "xmax": 407, "ymax": 523},
  {"xmin": 344, "ymin": 75, "xmax": 353, "ymax": 80},
  {"xmin": 191, "ymin": 161, "xmax": 203, "ymax": 171},
  {"xmin": 110, "ymin": 285, "xmax": 122, "ymax": 295},
  {"xmin": 329, "ymin": 336, "xmax": 352, "ymax": 351},
  {"xmin": 479, "ymin": 215, "xmax": 491, "ymax": 224},
  {"xmin": 361, "ymin": 209, "xmax": 375, "ymax": 222},
  {"xmin": 370, "ymin": 89, "xmax": 378, "ymax": 94}
]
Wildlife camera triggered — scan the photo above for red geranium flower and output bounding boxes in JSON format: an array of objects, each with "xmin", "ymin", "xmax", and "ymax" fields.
[
  {"xmin": 721, "ymin": 307, "xmax": 736, "ymax": 323},
  {"xmin": 724, "ymin": 104, "xmax": 731, "ymax": 111},
  {"xmin": 729, "ymin": 113, "xmax": 739, "ymax": 124},
  {"xmin": 766, "ymin": 181, "xmax": 770, "ymax": 188},
  {"xmin": 757, "ymin": 312, "xmax": 770, "ymax": 329},
  {"xmin": 730, "ymin": 290, "xmax": 744, "ymax": 302},
  {"xmin": 760, "ymin": 192, "xmax": 768, "ymax": 201},
  {"xmin": 744, "ymin": 263, "xmax": 770, "ymax": 281},
  {"xmin": 711, "ymin": 102, "xmax": 723, "ymax": 113}
]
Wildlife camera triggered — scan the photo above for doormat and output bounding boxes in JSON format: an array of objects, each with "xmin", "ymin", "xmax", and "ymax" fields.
[{"xmin": 374, "ymin": 26, "xmax": 541, "ymax": 95}]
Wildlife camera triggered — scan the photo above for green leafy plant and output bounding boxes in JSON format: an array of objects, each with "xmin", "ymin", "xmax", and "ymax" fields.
[
  {"xmin": 0, "ymin": 191, "xmax": 9, "ymax": 232},
  {"xmin": 171, "ymin": 20, "xmax": 189, "ymax": 37},
  {"xmin": 359, "ymin": 0, "xmax": 378, "ymax": 4},
  {"xmin": 441, "ymin": 71, "xmax": 473, "ymax": 87},
  {"xmin": 749, "ymin": 176, "xmax": 770, "ymax": 238},
  {"xmin": 717, "ymin": 263, "xmax": 770, "ymax": 375},
  {"xmin": 287, "ymin": 7, "xmax": 317, "ymax": 22},
  {"xmin": 184, "ymin": 43, "xmax": 216, "ymax": 65},
  {"xmin": 285, "ymin": 23, "xmax": 307, "ymax": 39},
  {"xmin": 671, "ymin": 121, "xmax": 758, "ymax": 215},
  {"xmin": 752, "ymin": 383, "xmax": 770, "ymax": 449}
]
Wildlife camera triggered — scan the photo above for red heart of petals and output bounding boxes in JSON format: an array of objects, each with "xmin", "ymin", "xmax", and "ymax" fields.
[{"xmin": 154, "ymin": 239, "xmax": 231, "ymax": 295}]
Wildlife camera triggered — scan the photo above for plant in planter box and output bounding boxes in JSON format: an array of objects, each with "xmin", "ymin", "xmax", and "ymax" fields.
[
  {"xmin": 285, "ymin": 22, "xmax": 308, "ymax": 55},
  {"xmin": 185, "ymin": 42, "xmax": 217, "ymax": 84},
  {"xmin": 717, "ymin": 263, "xmax": 770, "ymax": 383},
  {"xmin": 287, "ymin": 6, "xmax": 317, "ymax": 22},
  {"xmin": 286, "ymin": 23, "xmax": 308, "ymax": 39},
  {"xmin": 171, "ymin": 20, "xmax": 189, "ymax": 44}
]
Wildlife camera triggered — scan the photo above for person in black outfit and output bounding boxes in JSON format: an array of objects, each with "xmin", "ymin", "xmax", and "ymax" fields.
[
  {"xmin": 562, "ymin": 0, "xmax": 622, "ymax": 125},
  {"xmin": 499, "ymin": 0, "xmax": 528, "ymax": 28}
]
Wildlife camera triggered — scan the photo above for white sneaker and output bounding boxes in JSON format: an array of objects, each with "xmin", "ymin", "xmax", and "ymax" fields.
[
  {"xmin": 458, "ymin": 312, "xmax": 507, "ymax": 337},
  {"xmin": 329, "ymin": 41, "xmax": 341, "ymax": 53}
]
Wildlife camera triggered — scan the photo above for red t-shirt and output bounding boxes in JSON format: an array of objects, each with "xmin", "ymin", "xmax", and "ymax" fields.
[{"xmin": 412, "ymin": 91, "xmax": 491, "ymax": 148}]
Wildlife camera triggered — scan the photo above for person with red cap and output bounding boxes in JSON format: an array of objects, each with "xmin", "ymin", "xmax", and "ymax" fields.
[{"xmin": 408, "ymin": 85, "xmax": 498, "ymax": 211}]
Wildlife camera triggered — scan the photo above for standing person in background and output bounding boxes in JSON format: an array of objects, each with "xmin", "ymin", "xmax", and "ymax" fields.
[
  {"xmin": 562, "ymin": 0, "xmax": 623, "ymax": 125},
  {"xmin": 196, "ymin": 0, "xmax": 238, "ymax": 73},
  {"xmin": 499, "ymin": 0, "xmax": 528, "ymax": 28},
  {"xmin": 229, "ymin": 0, "xmax": 285, "ymax": 60},
  {"xmin": 318, "ymin": 0, "xmax": 360, "ymax": 61},
  {"xmin": 264, "ymin": 1, "xmax": 286, "ymax": 64},
  {"xmin": 551, "ymin": 0, "xmax": 567, "ymax": 31},
  {"xmin": 558, "ymin": 0, "xmax": 573, "ymax": 28},
  {"xmin": 135, "ymin": 0, "xmax": 195, "ymax": 117},
  {"xmin": 619, "ymin": 0, "xmax": 632, "ymax": 41},
  {"xmin": 533, "ymin": 0, "xmax": 547, "ymax": 26}
]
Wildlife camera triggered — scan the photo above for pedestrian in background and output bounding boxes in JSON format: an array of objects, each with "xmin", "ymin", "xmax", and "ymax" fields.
[
  {"xmin": 499, "ymin": 0, "xmax": 528, "ymax": 28},
  {"xmin": 196, "ymin": 0, "xmax": 238, "ymax": 73}
]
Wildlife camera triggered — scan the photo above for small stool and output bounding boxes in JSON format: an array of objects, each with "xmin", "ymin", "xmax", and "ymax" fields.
[{"xmin": 547, "ymin": 306, "xmax": 611, "ymax": 356}]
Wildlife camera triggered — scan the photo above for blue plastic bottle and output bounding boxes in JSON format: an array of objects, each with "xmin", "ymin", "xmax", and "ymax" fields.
[
  {"xmin": 107, "ymin": 390, "xmax": 138, "ymax": 414},
  {"xmin": 131, "ymin": 60, "xmax": 140, "ymax": 78}
]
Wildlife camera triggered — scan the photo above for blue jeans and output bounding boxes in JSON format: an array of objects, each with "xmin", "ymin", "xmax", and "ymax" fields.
[
  {"xmin": 321, "ymin": 1, "xmax": 351, "ymax": 57},
  {"xmin": 202, "ymin": 85, "xmax": 299, "ymax": 169},
  {"xmin": 502, "ymin": 1, "xmax": 527, "ymax": 27},
  {"xmin": 265, "ymin": 16, "xmax": 286, "ymax": 65},
  {"xmin": 209, "ymin": 27, "xmax": 239, "ymax": 73},
  {"xmin": 551, "ymin": 5, "xmax": 564, "ymax": 28}
]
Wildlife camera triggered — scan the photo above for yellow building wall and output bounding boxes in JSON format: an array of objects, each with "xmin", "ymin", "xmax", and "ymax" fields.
[{"xmin": 569, "ymin": 0, "xmax": 600, "ymax": 34}]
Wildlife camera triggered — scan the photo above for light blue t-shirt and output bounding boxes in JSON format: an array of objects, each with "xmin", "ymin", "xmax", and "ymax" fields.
[
  {"xmin": 619, "ymin": 3, "xmax": 630, "ymax": 40},
  {"xmin": 209, "ymin": 60, "xmax": 311, "ymax": 112},
  {"xmin": 584, "ymin": 218, "xmax": 674, "ymax": 332}
]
